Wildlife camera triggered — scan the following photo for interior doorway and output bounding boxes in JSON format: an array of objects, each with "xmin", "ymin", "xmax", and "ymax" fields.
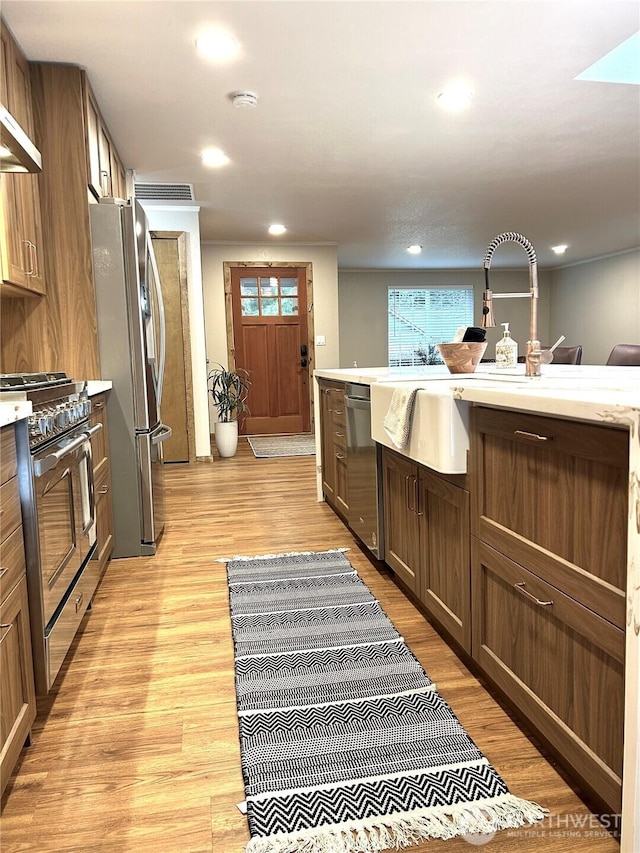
[
  {"xmin": 224, "ymin": 262, "xmax": 315, "ymax": 435},
  {"xmin": 151, "ymin": 232, "xmax": 196, "ymax": 462}
]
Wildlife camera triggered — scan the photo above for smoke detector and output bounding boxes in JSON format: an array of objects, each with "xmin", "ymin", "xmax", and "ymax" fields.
[{"xmin": 230, "ymin": 91, "xmax": 258, "ymax": 109}]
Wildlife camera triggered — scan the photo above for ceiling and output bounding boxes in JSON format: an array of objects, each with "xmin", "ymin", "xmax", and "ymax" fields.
[{"xmin": 3, "ymin": 0, "xmax": 640, "ymax": 270}]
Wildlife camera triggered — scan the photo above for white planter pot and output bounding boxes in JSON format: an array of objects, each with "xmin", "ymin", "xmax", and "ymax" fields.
[{"xmin": 215, "ymin": 420, "xmax": 239, "ymax": 458}]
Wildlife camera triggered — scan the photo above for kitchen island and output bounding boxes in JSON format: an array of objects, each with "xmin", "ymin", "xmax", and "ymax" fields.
[{"xmin": 313, "ymin": 363, "xmax": 640, "ymax": 851}]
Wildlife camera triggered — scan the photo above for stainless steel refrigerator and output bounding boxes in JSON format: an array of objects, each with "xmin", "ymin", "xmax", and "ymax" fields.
[{"xmin": 90, "ymin": 198, "xmax": 172, "ymax": 556}]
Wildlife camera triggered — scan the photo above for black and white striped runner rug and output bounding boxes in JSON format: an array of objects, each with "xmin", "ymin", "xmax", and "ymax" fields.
[{"xmin": 223, "ymin": 549, "xmax": 546, "ymax": 852}]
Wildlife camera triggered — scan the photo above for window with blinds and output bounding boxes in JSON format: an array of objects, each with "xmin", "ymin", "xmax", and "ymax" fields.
[{"xmin": 388, "ymin": 287, "xmax": 474, "ymax": 366}]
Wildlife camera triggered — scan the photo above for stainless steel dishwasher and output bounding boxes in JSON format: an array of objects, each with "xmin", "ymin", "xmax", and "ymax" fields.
[{"xmin": 345, "ymin": 383, "xmax": 384, "ymax": 559}]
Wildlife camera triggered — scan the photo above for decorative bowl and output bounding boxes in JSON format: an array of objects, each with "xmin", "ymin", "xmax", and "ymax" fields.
[{"xmin": 437, "ymin": 342, "xmax": 488, "ymax": 374}]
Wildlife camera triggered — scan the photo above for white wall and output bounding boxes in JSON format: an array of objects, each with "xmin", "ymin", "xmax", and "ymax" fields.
[
  {"xmin": 201, "ymin": 243, "xmax": 339, "ymax": 430},
  {"xmin": 139, "ymin": 203, "xmax": 211, "ymax": 458},
  {"xmin": 338, "ymin": 268, "xmax": 552, "ymax": 368},
  {"xmin": 549, "ymin": 250, "xmax": 640, "ymax": 364}
]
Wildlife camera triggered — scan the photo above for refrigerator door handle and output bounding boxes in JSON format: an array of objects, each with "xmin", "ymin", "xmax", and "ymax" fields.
[
  {"xmin": 151, "ymin": 423, "xmax": 173, "ymax": 445},
  {"xmin": 147, "ymin": 234, "xmax": 166, "ymax": 410}
]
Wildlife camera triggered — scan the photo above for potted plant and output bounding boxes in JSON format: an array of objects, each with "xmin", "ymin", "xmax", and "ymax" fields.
[{"xmin": 207, "ymin": 363, "xmax": 251, "ymax": 458}]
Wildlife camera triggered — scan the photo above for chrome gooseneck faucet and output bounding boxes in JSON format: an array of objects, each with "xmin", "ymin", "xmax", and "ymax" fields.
[{"xmin": 481, "ymin": 231, "xmax": 542, "ymax": 377}]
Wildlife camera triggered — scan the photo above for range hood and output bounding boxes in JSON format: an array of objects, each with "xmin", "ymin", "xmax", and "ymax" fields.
[{"xmin": 0, "ymin": 104, "xmax": 42, "ymax": 173}]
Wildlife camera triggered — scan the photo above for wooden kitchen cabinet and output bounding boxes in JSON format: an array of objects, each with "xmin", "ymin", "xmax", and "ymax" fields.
[
  {"xmin": 470, "ymin": 405, "xmax": 629, "ymax": 813},
  {"xmin": 0, "ymin": 422, "xmax": 36, "ymax": 795},
  {"xmin": 85, "ymin": 81, "xmax": 127, "ymax": 200},
  {"xmin": 382, "ymin": 446, "xmax": 471, "ymax": 651},
  {"xmin": 90, "ymin": 393, "xmax": 114, "ymax": 576},
  {"xmin": 318, "ymin": 380, "xmax": 348, "ymax": 519},
  {"xmin": 0, "ymin": 19, "xmax": 46, "ymax": 298},
  {"xmin": 381, "ymin": 448, "xmax": 420, "ymax": 593}
]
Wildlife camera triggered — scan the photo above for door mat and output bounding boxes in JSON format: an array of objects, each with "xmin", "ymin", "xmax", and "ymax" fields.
[
  {"xmin": 221, "ymin": 549, "xmax": 546, "ymax": 853},
  {"xmin": 247, "ymin": 434, "xmax": 315, "ymax": 458}
]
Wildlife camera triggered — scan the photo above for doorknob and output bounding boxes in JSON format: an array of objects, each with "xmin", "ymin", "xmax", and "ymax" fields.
[{"xmin": 300, "ymin": 358, "xmax": 308, "ymax": 368}]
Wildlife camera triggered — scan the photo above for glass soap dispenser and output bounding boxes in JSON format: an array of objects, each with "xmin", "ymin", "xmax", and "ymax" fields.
[{"xmin": 495, "ymin": 322, "xmax": 518, "ymax": 369}]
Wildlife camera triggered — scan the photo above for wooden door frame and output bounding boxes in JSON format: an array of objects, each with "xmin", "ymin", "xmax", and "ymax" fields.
[
  {"xmin": 223, "ymin": 261, "xmax": 316, "ymax": 433},
  {"xmin": 151, "ymin": 230, "xmax": 196, "ymax": 462}
]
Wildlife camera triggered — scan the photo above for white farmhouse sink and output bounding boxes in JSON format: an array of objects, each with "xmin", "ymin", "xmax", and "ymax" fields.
[{"xmin": 370, "ymin": 381, "xmax": 471, "ymax": 474}]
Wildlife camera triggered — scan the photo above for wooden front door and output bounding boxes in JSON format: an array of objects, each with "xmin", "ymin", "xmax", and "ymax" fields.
[{"xmin": 231, "ymin": 266, "xmax": 310, "ymax": 435}]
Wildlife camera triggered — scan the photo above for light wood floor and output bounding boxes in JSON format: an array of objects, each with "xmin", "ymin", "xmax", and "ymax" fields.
[{"xmin": 1, "ymin": 440, "xmax": 620, "ymax": 852}]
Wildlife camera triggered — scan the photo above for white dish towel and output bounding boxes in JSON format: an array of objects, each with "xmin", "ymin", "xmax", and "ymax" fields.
[{"xmin": 383, "ymin": 387, "xmax": 422, "ymax": 449}]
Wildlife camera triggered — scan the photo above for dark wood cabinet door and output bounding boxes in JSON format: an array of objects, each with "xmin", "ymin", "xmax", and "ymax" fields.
[
  {"xmin": 419, "ymin": 469, "xmax": 470, "ymax": 652},
  {"xmin": 319, "ymin": 383, "xmax": 336, "ymax": 503},
  {"xmin": 382, "ymin": 448, "xmax": 419, "ymax": 593},
  {"xmin": 471, "ymin": 406, "xmax": 628, "ymax": 628},
  {"xmin": 472, "ymin": 537, "xmax": 624, "ymax": 814}
]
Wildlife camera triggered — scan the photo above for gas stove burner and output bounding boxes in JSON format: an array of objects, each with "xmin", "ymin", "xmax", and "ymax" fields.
[{"xmin": 0, "ymin": 371, "xmax": 70, "ymax": 390}]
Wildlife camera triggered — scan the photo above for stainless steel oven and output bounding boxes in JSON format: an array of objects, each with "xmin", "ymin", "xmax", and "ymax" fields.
[{"xmin": 1, "ymin": 373, "xmax": 103, "ymax": 693}]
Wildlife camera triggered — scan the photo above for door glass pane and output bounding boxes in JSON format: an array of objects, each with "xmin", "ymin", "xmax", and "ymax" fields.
[
  {"xmin": 261, "ymin": 298, "xmax": 279, "ymax": 315},
  {"xmin": 260, "ymin": 277, "xmax": 278, "ymax": 296},
  {"xmin": 281, "ymin": 282, "xmax": 298, "ymax": 296},
  {"xmin": 241, "ymin": 298, "xmax": 259, "ymax": 316},
  {"xmin": 281, "ymin": 297, "xmax": 298, "ymax": 315},
  {"xmin": 240, "ymin": 278, "xmax": 258, "ymax": 296}
]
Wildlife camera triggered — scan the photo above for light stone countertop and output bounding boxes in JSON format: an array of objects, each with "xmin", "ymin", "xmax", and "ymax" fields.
[
  {"xmin": 85, "ymin": 380, "xmax": 112, "ymax": 396},
  {"xmin": 0, "ymin": 399, "xmax": 32, "ymax": 428},
  {"xmin": 314, "ymin": 364, "xmax": 640, "ymax": 425}
]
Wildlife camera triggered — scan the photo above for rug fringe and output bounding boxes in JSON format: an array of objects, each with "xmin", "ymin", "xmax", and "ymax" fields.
[
  {"xmin": 244, "ymin": 795, "xmax": 548, "ymax": 853},
  {"xmin": 216, "ymin": 548, "xmax": 349, "ymax": 563}
]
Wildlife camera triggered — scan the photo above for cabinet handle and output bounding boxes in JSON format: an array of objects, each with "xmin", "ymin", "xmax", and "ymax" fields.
[
  {"xmin": 99, "ymin": 484, "xmax": 109, "ymax": 495},
  {"xmin": 94, "ymin": 401, "xmax": 105, "ymax": 410},
  {"xmin": 22, "ymin": 240, "xmax": 35, "ymax": 275},
  {"xmin": 514, "ymin": 429, "xmax": 551, "ymax": 442},
  {"xmin": 414, "ymin": 476, "xmax": 423, "ymax": 516},
  {"xmin": 0, "ymin": 623, "xmax": 12, "ymax": 642},
  {"xmin": 336, "ymin": 453, "xmax": 345, "ymax": 460},
  {"xmin": 405, "ymin": 475, "xmax": 415, "ymax": 512},
  {"xmin": 335, "ymin": 432, "xmax": 345, "ymax": 438},
  {"xmin": 514, "ymin": 581, "xmax": 553, "ymax": 607},
  {"xmin": 31, "ymin": 242, "xmax": 39, "ymax": 277},
  {"xmin": 75, "ymin": 593, "xmax": 84, "ymax": 614},
  {"xmin": 333, "ymin": 409, "xmax": 344, "ymax": 416}
]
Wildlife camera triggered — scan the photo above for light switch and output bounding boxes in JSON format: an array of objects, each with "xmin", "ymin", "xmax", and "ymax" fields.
[{"xmin": 316, "ymin": 335, "xmax": 326, "ymax": 346}]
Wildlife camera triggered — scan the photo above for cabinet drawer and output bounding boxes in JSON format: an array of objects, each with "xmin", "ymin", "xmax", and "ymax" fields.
[
  {"xmin": 332, "ymin": 425, "xmax": 347, "ymax": 452},
  {"xmin": 472, "ymin": 538, "xmax": 624, "ymax": 812},
  {"xmin": 0, "ymin": 526, "xmax": 26, "ymax": 605},
  {"xmin": 0, "ymin": 427, "xmax": 17, "ymax": 485},
  {"xmin": 471, "ymin": 406, "xmax": 628, "ymax": 627},
  {"xmin": 332, "ymin": 407, "xmax": 346, "ymax": 429},
  {"xmin": 0, "ymin": 478, "xmax": 21, "ymax": 544},
  {"xmin": 474, "ymin": 406, "xmax": 628, "ymax": 468}
]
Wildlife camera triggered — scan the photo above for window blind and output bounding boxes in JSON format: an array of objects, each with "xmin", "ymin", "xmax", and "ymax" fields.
[{"xmin": 388, "ymin": 287, "xmax": 474, "ymax": 366}]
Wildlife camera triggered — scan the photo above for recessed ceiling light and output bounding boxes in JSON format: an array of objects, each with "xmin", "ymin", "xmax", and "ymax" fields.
[
  {"xmin": 407, "ymin": 245, "xmax": 422, "ymax": 255},
  {"xmin": 201, "ymin": 147, "xmax": 230, "ymax": 167},
  {"xmin": 551, "ymin": 244, "xmax": 568, "ymax": 254},
  {"xmin": 268, "ymin": 223, "xmax": 286, "ymax": 236},
  {"xmin": 436, "ymin": 84, "xmax": 473, "ymax": 112},
  {"xmin": 195, "ymin": 29, "xmax": 239, "ymax": 62}
]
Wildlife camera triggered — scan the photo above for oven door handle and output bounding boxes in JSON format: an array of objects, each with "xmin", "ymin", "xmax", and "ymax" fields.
[{"xmin": 33, "ymin": 423, "xmax": 103, "ymax": 477}]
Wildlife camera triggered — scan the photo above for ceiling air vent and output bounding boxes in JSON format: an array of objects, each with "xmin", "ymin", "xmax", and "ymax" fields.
[{"xmin": 133, "ymin": 182, "xmax": 195, "ymax": 201}]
